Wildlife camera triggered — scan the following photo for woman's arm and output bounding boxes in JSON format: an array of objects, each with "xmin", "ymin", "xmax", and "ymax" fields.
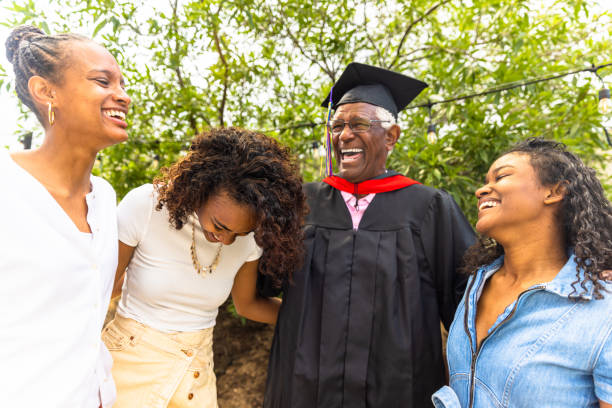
[
  {"xmin": 600, "ymin": 400, "xmax": 612, "ymax": 408},
  {"xmin": 231, "ymin": 259, "xmax": 281, "ymax": 325},
  {"xmin": 112, "ymin": 241, "xmax": 136, "ymax": 298}
]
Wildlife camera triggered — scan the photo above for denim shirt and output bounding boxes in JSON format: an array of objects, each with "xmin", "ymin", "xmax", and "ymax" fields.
[{"xmin": 432, "ymin": 255, "xmax": 612, "ymax": 408}]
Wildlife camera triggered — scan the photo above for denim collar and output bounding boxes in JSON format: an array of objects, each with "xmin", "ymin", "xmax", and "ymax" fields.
[
  {"xmin": 545, "ymin": 254, "xmax": 595, "ymax": 300},
  {"xmin": 475, "ymin": 253, "xmax": 595, "ymax": 301}
]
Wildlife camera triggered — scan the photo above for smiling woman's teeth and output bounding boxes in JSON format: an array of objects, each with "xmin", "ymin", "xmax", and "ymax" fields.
[
  {"xmin": 104, "ymin": 110, "xmax": 126, "ymax": 120},
  {"xmin": 479, "ymin": 201, "xmax": 499, "ymax": 211}
]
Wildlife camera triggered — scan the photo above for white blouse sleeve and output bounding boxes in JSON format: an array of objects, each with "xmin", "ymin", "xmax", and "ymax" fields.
[
  {"xmin": 117, "ymin": 184, "xmax": 155, "ymax": 247},
  {"xmin": 245, "ymin": 235, "xmax": 264, "ymax": 262}
]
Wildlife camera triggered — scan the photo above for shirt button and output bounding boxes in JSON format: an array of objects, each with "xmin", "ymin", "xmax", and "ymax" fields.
[
  {"xmin": 188, "ymin": 393, "xmax": 194, "ymax": 400},
  {"xmin": 193, "ymin": 371, "xmax": 200, "ymax": 378}
]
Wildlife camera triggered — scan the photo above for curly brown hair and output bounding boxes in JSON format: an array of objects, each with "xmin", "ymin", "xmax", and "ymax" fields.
[
  {"xmin": 461, "ymin": 138, "xmax": 612, "ymax": 299},
  {"xmin": 155, "ymin": 127, "xmax": 307, "ymax": 286}
]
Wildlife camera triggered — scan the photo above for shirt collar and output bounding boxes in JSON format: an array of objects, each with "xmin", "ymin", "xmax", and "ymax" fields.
[
  {"xmin": 340, "ymin": 190, "xmax": 375, "ymax": 206},
  {"xmin": 473, "ymin": 257, "xmax": 504, "ymax": 300},
  {"xmin": 477, "ymin": 253, "xmax": 597, "ymax": 300},
  {"xmin": 545, "ymin": 254, "xmax": 597, "ymax": 300}
]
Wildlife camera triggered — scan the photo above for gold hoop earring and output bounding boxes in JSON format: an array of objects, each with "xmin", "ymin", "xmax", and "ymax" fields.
[{"xmin": 48, "ymin": 102, "xmax": 55, "ymax": 126}]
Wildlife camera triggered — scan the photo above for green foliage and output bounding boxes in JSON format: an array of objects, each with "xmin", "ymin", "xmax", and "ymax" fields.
[{"xmin": 1, "ymin": 0, "xmax": 610, "ymax": 221}]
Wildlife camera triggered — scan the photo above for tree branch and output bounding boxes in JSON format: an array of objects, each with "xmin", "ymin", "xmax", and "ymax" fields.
[
  {"xmin": 211, "ymin": 10, "xmax": 229, "ymax": 127},
  {"xmin": 388, "ymin": 0, "xmax": 450, "ymax": 69},
  {"xmin": 363, "ymin": 0, "xmax": 383, "ymax": 66},
  {"xmin": 273, "ymin": 5, "xmax": 336, "ymax": 80},
  {"xmin": 168, "ymin": 0, "xmax": 199, "ymax": 134},
  {"xmin": 264, "ymin": 121, "xmax": 323, "ymax": 133},
  {"xmin": 315, "ymin": 5, "xmax": 336, "ymax": 80}
]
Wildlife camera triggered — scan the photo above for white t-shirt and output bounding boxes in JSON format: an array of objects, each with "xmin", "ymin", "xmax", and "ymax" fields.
[
  {"xmin": 0, "ymin": 150, "xmax": 117, "ymax": 408},
  {"xmin": 116, "ymin": 184, "xmax": 262, "ymax": 332}
]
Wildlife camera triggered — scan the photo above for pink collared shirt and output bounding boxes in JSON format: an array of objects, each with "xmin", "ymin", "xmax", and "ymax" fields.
[{"xmin": 340, "ymin": 191, "xmax": 376, "ymax": 230}]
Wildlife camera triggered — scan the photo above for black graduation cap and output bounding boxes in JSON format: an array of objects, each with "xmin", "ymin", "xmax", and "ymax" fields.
[{"xmin": 321, "ymin": 62, "xmax": 428, "ymax": 119}]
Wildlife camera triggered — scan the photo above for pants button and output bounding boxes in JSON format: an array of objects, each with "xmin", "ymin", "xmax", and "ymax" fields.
[
  {"xmin": 194, "ymin": 371, "xmax": 200, "ymax": 378},
  {"xmin": 188, "ymin": 393, "xmax": 194, "ymax": 400}
]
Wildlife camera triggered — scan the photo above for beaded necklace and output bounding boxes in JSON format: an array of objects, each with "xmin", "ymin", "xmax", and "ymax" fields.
[{"xmin": 190, "ymin": 224, "xmax": 222, "ymax": 274}]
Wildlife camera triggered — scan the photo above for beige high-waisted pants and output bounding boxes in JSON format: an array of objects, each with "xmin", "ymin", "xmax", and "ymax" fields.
[{"xmin": 102, "ymin": 314, "xmax": 217, "ymax": 408}]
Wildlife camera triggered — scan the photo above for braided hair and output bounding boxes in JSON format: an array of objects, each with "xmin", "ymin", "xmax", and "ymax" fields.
[
  {"xmin": 461, "ymin": 137, "xmax": 612, "ymax": 299},
  {"xmin": 5, "ymin": 25, "xmax": 88, "ymax": 123}
]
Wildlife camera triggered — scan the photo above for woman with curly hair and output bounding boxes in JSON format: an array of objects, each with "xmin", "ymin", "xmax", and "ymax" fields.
[
  {"xmin": 1, "ymin": 26, "xmax": 130, "ymax": 407},
  {"xmin": 103, "ymin": 127, "xmax": 306, "ymax": 407},
  {"xmin": 432, "ymin": 138, "xmax": 612, "ymax": 408}
]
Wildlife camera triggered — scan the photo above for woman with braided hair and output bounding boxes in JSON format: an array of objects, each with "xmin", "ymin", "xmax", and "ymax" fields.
[
  {"xmin": 103, "ymin": 127, "xmax": 307, "ymax": 407},
  {"xmin": 433, "ymin": 138, "xmax": 612, "ymax": 408},
  {"xmin": 0, "ymin": 26, "xmax": 130, "ymax": 407}
]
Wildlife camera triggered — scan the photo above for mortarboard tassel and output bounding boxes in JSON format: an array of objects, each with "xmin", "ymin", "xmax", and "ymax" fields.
[{"xmin": 324, "ymin": 85, "xmax": 334, "ymax": 177}]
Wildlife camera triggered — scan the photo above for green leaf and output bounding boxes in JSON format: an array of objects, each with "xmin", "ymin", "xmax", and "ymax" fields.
[
  {"xmin": 40, "ymin": 21, "xmax": 50, "ymax": 34},
  {"xmin": 92, "ymin": 18, "xmax": 107, "ymax": 37}
]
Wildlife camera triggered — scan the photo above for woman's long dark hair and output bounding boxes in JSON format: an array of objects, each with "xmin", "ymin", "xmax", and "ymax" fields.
[
  {"xmin": 155, "ymin": 127, "xmax": 307, "ymax": 286},
  {"xmin": 461, "ymin": 138, "xmax": 612, "ymax": 299}
]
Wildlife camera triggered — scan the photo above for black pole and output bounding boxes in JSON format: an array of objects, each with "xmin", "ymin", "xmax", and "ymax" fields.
[{"xmin": 20, "ymin": 132, "xmax": 32, "ymax": 150}]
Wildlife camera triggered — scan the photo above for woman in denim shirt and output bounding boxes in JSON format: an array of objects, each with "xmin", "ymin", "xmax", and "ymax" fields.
[{"xmin": 433, "ymin": 138, "xmax": 612, "ymax": 408}]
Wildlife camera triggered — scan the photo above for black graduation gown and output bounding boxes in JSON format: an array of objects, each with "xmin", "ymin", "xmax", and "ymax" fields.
[{"xmin": 263, "ymin": 179, "xmax": 476, "ymax": 408}]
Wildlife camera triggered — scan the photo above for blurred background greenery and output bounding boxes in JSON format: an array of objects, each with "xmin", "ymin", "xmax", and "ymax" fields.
[{"xmin": 1, "ymin": 0, "xmax": 610, "ymax": 224}]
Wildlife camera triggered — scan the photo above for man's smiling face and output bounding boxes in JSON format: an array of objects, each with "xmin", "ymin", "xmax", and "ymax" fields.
[{"xmin": 331, "ymin": 102, "xmax": 395, "ymax": 184}]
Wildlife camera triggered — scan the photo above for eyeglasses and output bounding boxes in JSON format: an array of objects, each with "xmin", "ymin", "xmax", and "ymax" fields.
[{"xmin": 327, "ymin": 117, "xmax": 391, "ymax": 136}]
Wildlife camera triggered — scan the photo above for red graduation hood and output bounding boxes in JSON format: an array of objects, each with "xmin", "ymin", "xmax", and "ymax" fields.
[{"xmin": 323, "ymin": 174, "xmax": 420, "ymax": 195}]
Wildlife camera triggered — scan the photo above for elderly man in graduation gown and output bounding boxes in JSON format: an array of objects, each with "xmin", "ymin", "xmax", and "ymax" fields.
[{"xmin": 263, "ymin": 63, "xmax": 476, "ymax": 408}]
